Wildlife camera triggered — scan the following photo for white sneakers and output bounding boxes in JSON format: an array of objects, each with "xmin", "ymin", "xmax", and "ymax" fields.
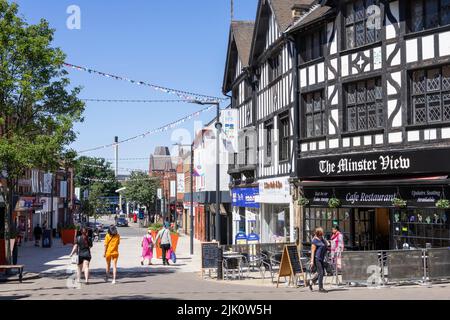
[{"xmin": 111, "ymin": 279, "xmax": 116, "ymax": 285}]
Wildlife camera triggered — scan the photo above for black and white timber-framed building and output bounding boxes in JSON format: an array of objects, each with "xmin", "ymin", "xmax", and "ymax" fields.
[{"xmin": 288, "ymin": 0, "xmax": 450, "ymax": 250}]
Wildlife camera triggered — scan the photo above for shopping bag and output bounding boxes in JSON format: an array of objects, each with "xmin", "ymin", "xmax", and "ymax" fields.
[
  {"xmin": 170, "ymin": 251, "xmax": 177, "ymax": 263},
  {"xmin": 166, "ymin": 248, "xmax": 172, "ymax": 260},
  {"xmin": 71, "ymin": 254, "xmax": 79, "ymax": 265}
]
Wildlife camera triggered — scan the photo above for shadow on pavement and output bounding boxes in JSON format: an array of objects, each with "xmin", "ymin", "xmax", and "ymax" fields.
[{"xmin": 0, "ymin": 295, "xmax": 31, "ymax": 300}]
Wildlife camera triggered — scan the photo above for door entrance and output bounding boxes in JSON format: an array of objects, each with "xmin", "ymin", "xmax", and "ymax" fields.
[{"xmin": 375, "ymin": 208, "xmax": 390, "ymax": 250}]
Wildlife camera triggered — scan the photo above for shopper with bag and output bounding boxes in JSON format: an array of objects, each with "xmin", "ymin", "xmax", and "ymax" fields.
[
  {"xmin": 104, "ymin": 225, "xmax": 120, "ymax": 284},
  {"xmin": 155, "ymin": 222, "xmax": 172, "ymax": 265},
  {"xmin": 309, "ymin": 227, "xmax": 329, "ymax": 293},
  {"xmin": 330, "ymin": 225, "xmax": 344, "ymax": 272},
  {"xmin": 69, "ymin": 227, "xmax": 93, "ymax": 285},
  {"xmin": 141, "ymin": 228, "xmax": 154, "ymax": 266}
]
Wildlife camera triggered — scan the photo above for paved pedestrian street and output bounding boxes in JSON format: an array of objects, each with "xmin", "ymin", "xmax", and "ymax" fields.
[{"xmin": 1, "ymin": 219, "xmax": 449, "ymax": 300}]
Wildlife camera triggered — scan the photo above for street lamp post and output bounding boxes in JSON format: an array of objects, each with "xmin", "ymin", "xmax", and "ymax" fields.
[{"xmin": 189, "ymin": 100, "xmax": 221, "ymax": 244}]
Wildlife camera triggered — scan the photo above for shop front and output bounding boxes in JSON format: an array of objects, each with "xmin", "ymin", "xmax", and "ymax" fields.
[
  {"xmin": 231, "ymin": 186, "xmax": 259, "ymax": 244},
  {"xmin": 256, "ymin": 177, "xmax": 293, "ymax": 244},
  {"xmin": 13, "ymin": 196, "xmax": 37, "ymax": 243},
  {"xmin": 298, "ymin": 147, "xmax": 450, "ymax": 250}
]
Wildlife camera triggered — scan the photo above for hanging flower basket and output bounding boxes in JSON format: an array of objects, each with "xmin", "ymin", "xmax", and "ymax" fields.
[
  {"xmin": 436, "ymin": 199, "xmax": 450, "ymax": 209},
  {"xmin": 298, "ymin": 197, "xmax": 310, "ymax": 207},
  {"xmin": 392, "ymin": 198, "xmax": 407, "ymax": 208},
  {"xmin": 328, "ymin": 198, "xmax": 341, "ymax": 208}
]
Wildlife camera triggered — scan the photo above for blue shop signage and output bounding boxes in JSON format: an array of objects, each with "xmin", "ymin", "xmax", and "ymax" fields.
[{"xmin": 231, "ymin": 187, "xmax": 260, "ymax": 208}]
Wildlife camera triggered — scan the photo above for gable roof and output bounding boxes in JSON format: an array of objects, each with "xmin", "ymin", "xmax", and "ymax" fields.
[
  {"xmin": 149, "ymin": 146, "xmax": 174, "ymax": 172},
  {"xmin": 249, "ymin": 0, "xmax": 315, "ymax": 65},
  {"xmin": 222, "ymin": 21, "xmax": 255, "ymax": 94},
  {"xmin": 271, "ymin": 0, "xmax": 315, "ymax": 31},
  {"xmin": 286, "ymin": 4, "xmax": 334, "ymax": 33}
]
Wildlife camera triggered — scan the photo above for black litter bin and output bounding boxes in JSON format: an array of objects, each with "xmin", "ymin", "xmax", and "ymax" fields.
[{"xmin": 12, "ymin": 242, "xmax": 18, "ymax": 265}]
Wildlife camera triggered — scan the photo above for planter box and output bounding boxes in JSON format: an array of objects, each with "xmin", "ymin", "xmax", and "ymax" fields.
[
  {"xmin": 61, "ymin": 229, "xmax": 77, "ymax": 245},
  {"xmin": 151, "ymin": 229, "xmax": 179, "ymax": 259}
]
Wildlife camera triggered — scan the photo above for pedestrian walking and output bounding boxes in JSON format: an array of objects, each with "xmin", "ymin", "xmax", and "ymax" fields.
[
  {"xmin": 70, "ymin": 227, "xmax": 93, "ymax": 285},
  {"xmin": 141, "ymin": 229, "xmax": 154, "ymax": 266},
  {"xmin": 330, "ymin": 225, "xmax": 344, "ymax": 272},
  {"xmin": 33, "ymin": 224, "xmax": 42, "ymax": 247},
  {"xmin": 155, "ymin": 223, "xmax": 172, "ymax": 265},
  {"xmin": 309, "ymin": 227, "xmax": 329, "ymax": 293},
  {"xmin": 104, "ymin": 225, "xmax": 120, "ymax": 284}
]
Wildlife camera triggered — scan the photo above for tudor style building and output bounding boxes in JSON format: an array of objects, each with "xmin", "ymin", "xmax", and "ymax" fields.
[
  {"xmin": 287, "ymin": 0, "xmax": 450, "ymax": 250},
  {"xmin": 224, "ymin": 1, "xmax": 318, "ymax": 244}
]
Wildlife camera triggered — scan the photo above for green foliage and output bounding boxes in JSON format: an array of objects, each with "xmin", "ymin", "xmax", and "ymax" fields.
[
  {"xmin": 73, "ymin": 156, "xmax": 120, "ymax": 196},
  {"xmin": 328, "ymin": 198, "xmax": 341, "ymax": 208},
  {"xmin": 298, "ymin": 196, "xmax": 310, "ymax": 207},
  {"xmin": 0, "ymin": 0, "xmax": 85, "ymax": 262},
  {"xmin": 436, "ymin": 199, "xmax": 450, "ymax": 209},
  {"xmin": 392, "ymin": 198, "xmax": 407, "ymax": 208},
  {"xmin": 61, "ymin": 224, "xmax": 76, "ymax": 230},
  {"xmin": 124, "ymin": 171, "xmax": 159, "ymax": 211},
  {"xmin": 148, "ymin": 223, "xmax": 163, "ymax": 231}
]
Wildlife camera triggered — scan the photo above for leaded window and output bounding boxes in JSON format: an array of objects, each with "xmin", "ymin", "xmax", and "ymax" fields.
[
  {"xmin": 264, "ymin": 121, "xmax": 273, "ymax": 164},
  {"xmin": 346, "ymin": 78, "xmax": 383, "ymax": 132},
  {"xmin": 269, "ymin": 52, "xmax": 282, "ymax": 83},
  {"xmin": 345, "ymin": 0, "xmax": 381, "ymax": 49},
  {"xmin": 411, "ymin": 66, "xmax": 450, "ymax": 124},
  {"xmin": 303, "ymin": 90, "xmax": 326, "ymax": 138},
  {"xmin": 279, "ymin": 115, "xmax": 290, "ymax": 162},
  {"xmin": 300, "ymin": 28, "xmax": 325, "ymax": 63},
  {"xmin": 409, "ymin": 0, "xmax": 450, "ymax": 32}
]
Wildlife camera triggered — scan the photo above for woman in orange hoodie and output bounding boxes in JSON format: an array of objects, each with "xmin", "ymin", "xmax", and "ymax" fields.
[{"xmin": 104, "ymin": 225, "xmax": 120, "ymax": 284}]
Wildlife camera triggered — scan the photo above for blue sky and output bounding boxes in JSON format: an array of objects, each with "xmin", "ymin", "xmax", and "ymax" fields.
[{"xmin": 12, "ymin": 0, "xmax": 257, "ymax": 173}]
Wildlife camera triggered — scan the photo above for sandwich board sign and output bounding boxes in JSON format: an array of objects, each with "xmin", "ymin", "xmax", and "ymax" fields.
[{"xmin": 277, "ymin": 244, "xmax": 306, "ymax": 288}]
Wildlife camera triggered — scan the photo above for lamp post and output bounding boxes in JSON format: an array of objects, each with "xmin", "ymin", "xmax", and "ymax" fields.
[
  {"xmin": 173, "ymin": 142, "xmax": 195, "ymax": 255},
  {"xmin": 189, "ymin": 100, "xmax": 222, "ymax": 244}
]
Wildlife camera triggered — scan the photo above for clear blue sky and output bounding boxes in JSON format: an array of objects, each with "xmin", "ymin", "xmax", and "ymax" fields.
[{"xmin": 12, "ymin": 0, "xmax": 257, "ymax": 173}]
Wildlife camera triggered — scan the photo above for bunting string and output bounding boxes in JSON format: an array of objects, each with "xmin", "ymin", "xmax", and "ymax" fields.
[
  {"xmin": 77, "ymin": 105, "xmax": 214, "ymax": 154},
  {"xmin": 78, "ymin": 176, "xmax": 155, "ymax": 183},
  {"xmin": 81, "ymin": 99, "xmax": 191, "ymax": 103},
  {"xmin": 64, "ymin": 62, "xmax": 227, "ymax": 102}
]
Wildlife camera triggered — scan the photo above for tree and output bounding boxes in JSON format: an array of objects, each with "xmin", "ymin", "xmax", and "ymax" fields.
[
  {"xmin": 0, "ymin": 1, "xmax": 85, "ymax": 263},
  {"xmin": 124, "ymin": 171, "xmax": 159, "ymax": 219},
  {"xmin": 80, "ymin": 182, "xmax": 109, "ymax": 222},
  {"xmin": 74, "ymin": 156, "xmax": 121, "ymax": 196}
]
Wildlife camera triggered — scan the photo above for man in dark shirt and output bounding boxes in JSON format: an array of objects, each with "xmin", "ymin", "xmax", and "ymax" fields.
[{"xmin": 33, "ymin": 224, "xmax": 43, "ymax": 247}]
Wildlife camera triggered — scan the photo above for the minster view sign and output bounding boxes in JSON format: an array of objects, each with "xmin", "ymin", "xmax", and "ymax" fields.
[{"xmin": 298, "ymin": 148, "xmax": 450, "ymax": 179}]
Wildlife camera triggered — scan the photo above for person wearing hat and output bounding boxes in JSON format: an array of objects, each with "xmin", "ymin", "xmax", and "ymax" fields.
[{"xmin": 141, "ymin": 228, "xmax": 154, "ymax": 266}]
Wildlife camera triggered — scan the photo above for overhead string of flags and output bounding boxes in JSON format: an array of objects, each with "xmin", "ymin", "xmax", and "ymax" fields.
[
  {"xmin": 79, "ymin": 163, "xmax": 148, "ymax": 172},
  {"xmin": 78, "ymin": 176, "xmax": 155, "ymax": 183},
  {"xmin": 77, "ymin": 104, "xmax": 214, "ymax": 154},
  {"xmin": 63, "ymin": 62, "xmax": 228, "ymax": 103},
  {"xmin": 81, "ymin": 98, "xmax": 192, "ymax": 103}
]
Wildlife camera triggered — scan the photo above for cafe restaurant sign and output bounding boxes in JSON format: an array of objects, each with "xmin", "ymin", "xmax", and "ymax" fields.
[{"xmin": 298, "ymin": 148, "xmax": 450, "ymax": 179}]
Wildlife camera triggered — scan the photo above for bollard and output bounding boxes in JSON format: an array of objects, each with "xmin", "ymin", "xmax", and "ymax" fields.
[{"xmin": 217, "ymin": 247, "xmax": 223, "ymax": 280}]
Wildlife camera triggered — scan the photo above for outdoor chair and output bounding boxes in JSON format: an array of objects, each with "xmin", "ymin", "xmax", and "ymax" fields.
[
  {"xmin": 241, "ymin": 253, "xmax": 265, "ymax": 279},
  {"xmin": 222, "ymin": 255, "xmax": 243, "ymax": 280},
  {"xmin": 261, "ymin": 251, "xmax": 282, "ymax": 283}
]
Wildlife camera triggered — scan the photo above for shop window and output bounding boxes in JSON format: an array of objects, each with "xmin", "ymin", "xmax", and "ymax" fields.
[
  {"xmin": 409, "ymin": 0, "xmax": 450, "ymax": 33},
  {"xmin": 303, "ymin": 90, "xmax": 326, "ymax": 138},
  {"xmin": 410, "ymin": 66, "xmax": 450, "ymax": 125},
  {"xmin": 393, "ymin": 209, "xmax": 450, "ymax": 248},
  {"xmin": 263, "ymin": 204, "xmax": 290, "ymax": 243},
  {"xmin": 303, "ymin": 208, "xmax": 351, "ymax": 246},
  {"xmin": 345, "ymin": 0, "xmax": 381, "ymax": 49},
  {"xmin": 345, "ymin": 78, "xmax": 383, "ymax": 132}
]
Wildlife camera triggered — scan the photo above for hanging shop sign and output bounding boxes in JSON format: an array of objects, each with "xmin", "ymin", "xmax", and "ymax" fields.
[
  {"xmin": 298, "ymin": 148, "xmax": 450, "ymax": 179},
  {"xmin": 231, "ymin": 187, "xmax": 260, "ymax": 208},
  {"xmin": 177, "ymin": 174, "xmax": 185, "ymax": 193},
  {"xmin": 256, "ymin": 177, "xmax": 291, "ymax": 204},
  {"xmin": 235, "ymin": 232, "xmax": 248, "ymax": 245}
]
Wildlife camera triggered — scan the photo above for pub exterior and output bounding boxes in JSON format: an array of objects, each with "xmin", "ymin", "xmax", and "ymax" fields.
[{"xmin": 287, "ymin": 0, "xmax": 450, "ymax": 250}]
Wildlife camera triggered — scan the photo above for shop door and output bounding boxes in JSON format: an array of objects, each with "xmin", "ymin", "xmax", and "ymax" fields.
[
  {"xmin": 375, "ymin": 208, "xmax": 390, "ymax": 250},
  {"xmin": 354, "ymin": 208, "xmax": 375, "ymax": 250}
]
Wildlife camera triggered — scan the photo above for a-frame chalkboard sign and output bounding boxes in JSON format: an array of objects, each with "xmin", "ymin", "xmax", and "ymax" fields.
[{"xmin": 276, "ymin": 244, "xmax": 306, "ymax": 288}]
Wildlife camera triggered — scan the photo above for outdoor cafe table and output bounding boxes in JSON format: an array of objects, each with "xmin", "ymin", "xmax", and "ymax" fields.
[{"xmin": 222, "ymin": 253, "xmax": 244, "ymax": 280}]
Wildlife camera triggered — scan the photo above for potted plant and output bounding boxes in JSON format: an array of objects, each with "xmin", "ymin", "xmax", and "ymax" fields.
[
  {"xmin": 328, "ymin": 197, "xmax": 341, "ymax": 208},
  {"xmin": 0, "ymin": 230, "xmax": 18, "ymax": 265},
  {"xmin": 298, "ymin": 196, "xmax": 310, "ymax": 207},
  {"xmin": 392, "ymin": 197, "xmax": 407, "ymax": 208},
  {"xmin": 436, "ymin": 199, "xmax": 450, "ymax": 209},
  {"xmin": 60, "ymin": 224, "xmax": 77, "ymax": 245}
]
